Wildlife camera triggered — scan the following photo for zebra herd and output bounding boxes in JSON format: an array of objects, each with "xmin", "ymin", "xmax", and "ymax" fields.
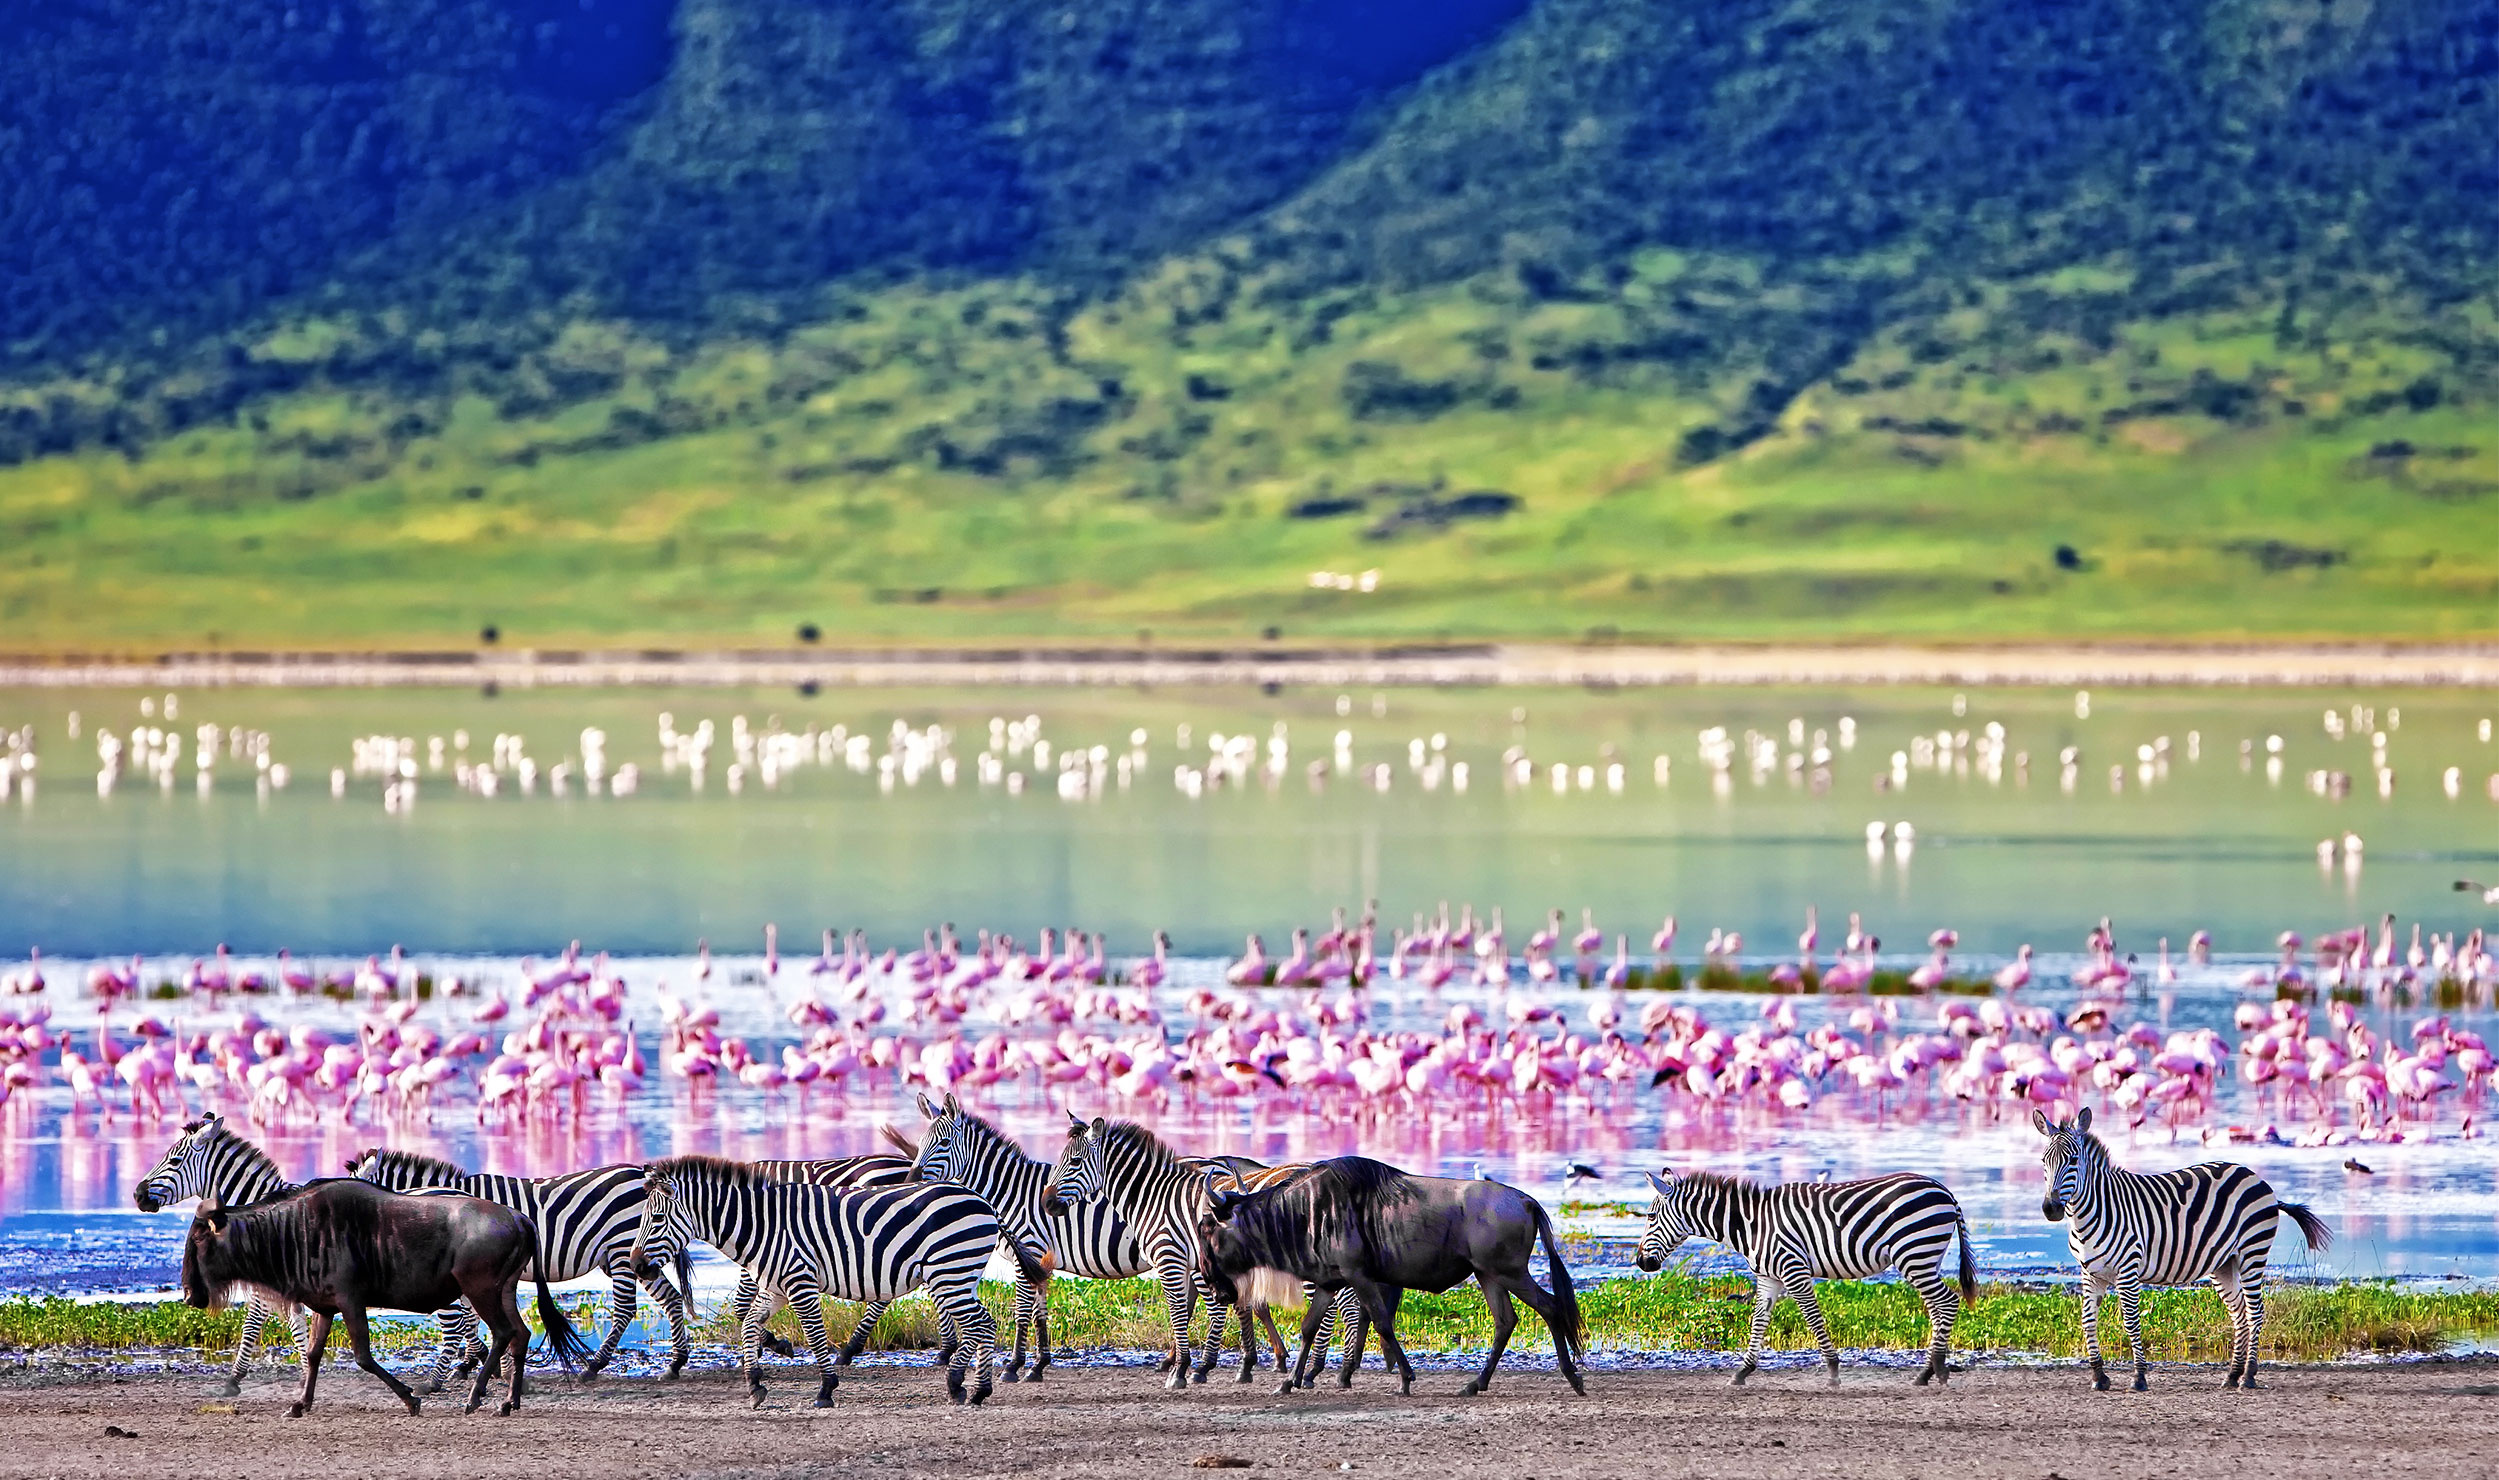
[{"xmin": 132, "ymin": 1101, "xmax": 2331, "ymax": 1409}]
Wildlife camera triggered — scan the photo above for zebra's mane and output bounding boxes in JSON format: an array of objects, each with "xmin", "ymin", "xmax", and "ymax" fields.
[
  {"xmin": 647, "ymin": 1153, "xmax": 779, "ymax": 1189},
  {"xmin": 369, "ymin": 1148, "xmax": 470, "ymax": 1182},
  {"xmin": 1676, "ymin": 1170, "xmax": 1763, "ymax": 1196},
  {"xmin": 181, "ymin": 1117, "xmax": 286, "ymax": 1186},
  {"xmin": 1097, "ymin": 1119, "xmax": 1186, "ymax": 1174},
  {"xmin": 947, "ymin": 1108, "xmax": 1037, "ymax": 1165}
]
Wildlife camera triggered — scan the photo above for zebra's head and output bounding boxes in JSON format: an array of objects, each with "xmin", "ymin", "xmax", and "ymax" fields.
[
  {"xmin": 134, "ymin": 1112, "xmax": 228, "ymax": 1212},
  {"xmin": 2034, "ymin": 1106, "xmax": 2098, "ymax": 1221},
  {"xmin": 1043, "ymin": 1111, "xmax": 1106, "ymax": 1216},
  {"xmin": 1635, "ymin": 1168, "xmax": 1699, "ymax": 1272},
  {"xmin": 632, "ymin": 1163, "xmax": 693, "ymax": 1283},
  {"xmin": 913, "ymin": 1091, "xmax": 968, "ymax": 1186}
]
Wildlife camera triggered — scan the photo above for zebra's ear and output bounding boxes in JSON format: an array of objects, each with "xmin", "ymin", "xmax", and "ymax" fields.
[
  {"xmin": 1088, "ymin": 1116, "xmax": 1108, "ymax": 1138},
  {"xmin": 917, "ymin": 1092, "xmax": 939, "ymax": 1121},
  {"xmin": 2030, "ymin": 1107, "xmax": 2055, "ymax": 1137},
  {"xmin": 943, "ymin": 1091, "xmax": 960, "ymax": 1117},
  {"xmin": 2074, "ymin": 1105, "xmax": 2093, "ymax": 1134},
  {"xmin": 1066, "ymin": 1109, "xmax": 1085, "ymax": 1133},
  {"xmin": 1645, "ymin": 1169, "xmax": 1673, "ymax": 1197}
]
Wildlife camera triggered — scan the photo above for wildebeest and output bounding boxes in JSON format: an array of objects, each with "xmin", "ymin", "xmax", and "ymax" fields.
[
  {"xmin": 180, "ymin": 1179, "xmax": 588, "ymax": 1417},
  {"xmin": 1196, "ymin": 1156, "xmax": 1586, "ymax": 1397}
]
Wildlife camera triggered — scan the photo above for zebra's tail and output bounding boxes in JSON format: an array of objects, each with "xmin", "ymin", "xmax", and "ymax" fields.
[
  {"xmin": 2280, "ymin": 1200, "xmax": 2333, "ymax": 1253},
  {"xmin": 532, "ymin": 1271, "xmax": 592, "ymax": 1372},
  {"xmin": 672, "ymin": 1246, "xmax": 696, "ymax": 1311},
  {"xmin": 1955, "ymin": 1211, "xmax": 1977, "ymax": 1303},
  {"xmin": 1529, "ymin": 1197, "xmax": 1585, "ymax": 1357},
  {"xmin": 1007, "ymin": 1231, "xmax": 1056, "ymax": 1288}
]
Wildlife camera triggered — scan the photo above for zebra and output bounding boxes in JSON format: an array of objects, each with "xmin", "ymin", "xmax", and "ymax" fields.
[
  {"xmin": 1637, "ymin": 1165, "xmax": 1976, "ymax": 1387},
  {"xmin": 132, "ymin": 1111, "xmax": 311, "ymax": 1397},
  {"xmin": 905, "ymin": 1090, "xmax": 1143, "ymax": 1382},
  {"xmin": 346, "ymin": 1148, "xmax": 696, "ymax": 1383},
  {"xmin": 627, "ymin": 1153, "xmax": 1034, "ymax": 1408},
  {"xmin": 2036, "ymin": 1106, "xmax": 2330, "ymax": 1391},
  {"xmin": 742, "ymin": 1149, "xmax": 918, "ymax": 1363},
  {"xmin": 1044, "ymin": 1113, "xmax": 1354, "ymax": 1390}
]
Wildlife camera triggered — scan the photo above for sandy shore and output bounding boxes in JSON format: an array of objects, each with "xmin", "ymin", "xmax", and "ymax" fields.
[
  {"xmin": 4, "ymin": 641, "xmax": 2499, "ymax": 689},
  {"xmin": 2, "ymin": 1360, "xmax": 2489, "ymax": 1479}
]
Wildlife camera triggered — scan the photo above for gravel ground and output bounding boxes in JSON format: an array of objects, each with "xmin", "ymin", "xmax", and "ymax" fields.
[{"xmin": 1, "ymin": 1357, "xmax": 2491, "ymax": 1479}]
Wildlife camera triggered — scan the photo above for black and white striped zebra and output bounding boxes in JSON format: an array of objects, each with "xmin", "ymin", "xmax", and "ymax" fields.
[
  {"xmin": 628, "ymin": 1154, "xmax": 1033, "ymax": 1407},
  {"xmin": 346, "ymin": 1148, "xmax": 696, "ymax": 1382},
  {"xmin": 2036, "ymin": 1106, "xmax": 2330, "ymax": 1390},
  {"xmin": 1637, "ymin": 1165, "xmax": 1976, "ymax": 1386},
  {"xmin": 744, "ymin": 1150, "xmax": 920, "ymax": 1363},
  {"xmin": 907, "ymin": 1091, "xmax": 1140, "ymax": 1382},
  {"xmin": 1043, "ymin": 1114, "xmax": 1350, "ymax": 1390},
  {"xmin": 132, "ymin": 1112, "xmax": 310, "ymax": 1396}
]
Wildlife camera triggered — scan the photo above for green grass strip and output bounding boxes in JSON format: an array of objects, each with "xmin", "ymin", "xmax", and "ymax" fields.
[{"xmin": 8, "ymin": 1278, "xmax": 2492, "ymax": 1364}]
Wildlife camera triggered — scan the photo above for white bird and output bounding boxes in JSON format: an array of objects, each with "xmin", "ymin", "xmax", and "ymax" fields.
[{"xmin": 2457, "ymin": 880, "xmax": 2499, "ymax": 905}]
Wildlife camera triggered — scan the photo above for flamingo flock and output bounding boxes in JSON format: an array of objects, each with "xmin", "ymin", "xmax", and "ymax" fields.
[{"xmin": 0, "ymin": 905, "xmax": 2491, "ymax": 1159}]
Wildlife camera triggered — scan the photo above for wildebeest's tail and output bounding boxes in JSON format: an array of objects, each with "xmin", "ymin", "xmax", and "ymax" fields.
[
  {"xmin": 1529, "ymin": 1197, "xmax": 1584, "ymax": 1357},
  {"xmin": 2280, "ymin": 1200, "xmax": 2332, "ymax": 1253}
]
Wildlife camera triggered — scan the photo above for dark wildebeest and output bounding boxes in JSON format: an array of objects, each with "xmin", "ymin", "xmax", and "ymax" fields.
[
  {"xmin": 1195, "ymin": 1156, "xmax": 1586, "ymax": 1397},
  {"xmin": 180, "ymin": 1179, "xmax": 588, "ymax": 1417}
]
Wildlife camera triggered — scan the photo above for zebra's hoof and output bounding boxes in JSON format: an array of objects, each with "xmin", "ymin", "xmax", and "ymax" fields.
[
  {"xmin": 1275, "ymin": 1380, "xmax": 1295, "ymax": 1397},
  {"xmin": 498, "ymin": 1400, "xmax": 518, "ymax": 1417},
  {"xmin": 664, "ymin": 1356, "xmax": 687, "ymax": 1381},
  {"xmin": 1165, "ymin": 1372, "xmax": 1189, "ymax": 1393},
  {"xmin": 813, "ymin": 1396, "xmax": 834, "ymax": 1409},
  {"xmin": 2091, "ymin": 1370, "xmax": 2111, "ymax": 1392},
  {"xmin": 970, "ymin": 1381, "xmax": 992, "ymax": 1407},
  {"xmin": 2132, "ymin": 1374, "xmax": 2149, "ymax": 1393},
  {"xmin": 219, "ymin": 1381, "xmax": 243, "ymax": 1400},
  {"xmin": 1461, "ymin": 1380, "xmax": 1485, "ymax": 1396}
]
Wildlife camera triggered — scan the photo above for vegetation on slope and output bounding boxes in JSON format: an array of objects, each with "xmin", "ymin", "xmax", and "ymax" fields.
[{"xmin": 4, "ymin": 0, "xmax": 2497, "ymax": 646}]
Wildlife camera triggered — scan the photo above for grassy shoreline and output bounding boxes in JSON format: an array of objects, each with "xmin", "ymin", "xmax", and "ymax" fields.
[{"xmin": 5, "ymin": 1278, "xmax": 2489, "ymax": 1365}]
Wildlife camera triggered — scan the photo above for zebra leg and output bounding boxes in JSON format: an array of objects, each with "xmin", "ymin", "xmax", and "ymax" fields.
[
  {"xmin": 1298, "ymin": 1291, "xmax": 1337, "ymax": 1388},
  {"xmin": 1193, "ymin": 1295, "xmax": 1234, "ymax": 1384},
  {"xmin": 226, "ymin": 1295, "xmax": 274, "ymax": 1397},
  {"xmin": 1784, "ymin": 1273, "xmax": 1840, "ymax": 1387},
  {"xmin": 2079, "ymin": 1271, "xmax": 2111, "ymax": 1390},
  {"xmin": 787, "ymin": 1284, "xmax": 840, "ymax": 1409},
  {"xmin": 1284, "ymin": 1299, "xmax": 1328, "ymax": 1395},
  {"xmin": 1912, "ymin": 1271, "xmax": 1961, "ymax": 1386},
  {"xmin": 738, "ymin": 1270, "xmax": 799, "ymax": 1360},
  {"xmin": 837, "ymin": 1300, "xmax": 890, "ymax": 1364},
  {"xmin": 2115, "ymin": 1273, "xmax": 2149, "ymax": 1391},
  {"xmin": 580, "ymin": 1265, "xmax": 637, "ymax": 1378},
  {"xmin": 430, "ymin": 1302, "xmax": 475, "ymax": 1393},
  {"xmin": 2240, "ymin": 1278, "xmax": 2268, "ymax": 1390},
  {"xmin": 1003, "ymin": 1276, "xmax": 1039, "ymax": 1382},
  {"xmin": 1733, "ymin": 1280, "xmax": 1778, "ymax": 1387},
  {"xmin": 1338, "ymin": 1293, "xmax": 1378, "ymax": 1389},
  {"xmin": 938, "ymin": 1277, "xmax": 998, "ymax": 1406},
  {"xmin": 645, "ymin": 1267, "xmax": 694, "ymax": 1380},
  {"xmin": 1156, "ymin": 1264, "xmax": 1197, "ymax": 1392},
  {"xmin": 1463, "ymin": 1284, "xmax": 1518, "ymax": 1395},
  {"xmin": 740, "ymin": 1288, "xmax": 777, "ymax": 1408},
  {"xmin": 1030, "ymin": 1291, "xmax": 1052, "ymax": 1382}
]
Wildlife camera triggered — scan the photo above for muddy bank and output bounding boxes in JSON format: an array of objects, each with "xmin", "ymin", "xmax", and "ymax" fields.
[{"xmin": 0, "ymin": 1358, "xmax": 2489, "ymax": 1479}]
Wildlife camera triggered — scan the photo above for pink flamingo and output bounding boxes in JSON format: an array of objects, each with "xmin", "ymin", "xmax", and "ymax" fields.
[{"xmin": 1226, "ymin": 935, "xmax": 1268, "ymax": 987}]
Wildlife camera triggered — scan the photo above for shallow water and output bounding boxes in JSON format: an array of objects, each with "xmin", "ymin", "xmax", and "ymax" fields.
[
  {"xmin": 0, "ymin": 957, "xmax": 2491, "ymax": 1295},
  {"xmin": 0, "ymin": 684, "xmax": 2493, "ymax": 959}
]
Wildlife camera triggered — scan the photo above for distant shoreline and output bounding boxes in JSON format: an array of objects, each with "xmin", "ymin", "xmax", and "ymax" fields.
[{"xmin": 5, "ymin": 641, "xmax": 2499, "ymax": 688}]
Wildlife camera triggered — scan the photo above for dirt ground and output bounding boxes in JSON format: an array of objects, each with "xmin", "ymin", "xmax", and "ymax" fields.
[{"xmin": 0, "ymin": 1358, "xmax": 2489, "ymax": 1480}]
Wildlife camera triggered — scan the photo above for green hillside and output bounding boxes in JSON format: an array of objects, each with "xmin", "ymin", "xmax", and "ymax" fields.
[{"xmin": 4, "ymin": 0, "xmax": 2497, "ymax": 648}]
